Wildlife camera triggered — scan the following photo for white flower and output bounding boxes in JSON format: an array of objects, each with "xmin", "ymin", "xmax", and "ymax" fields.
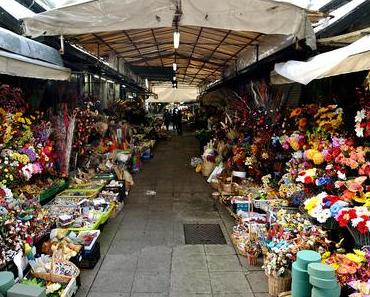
[
  {"xmin": 317, "ymin": 209, "xmax": 331, "ymax": 223},
  {"xmin": 311, "ymin": 207, "xmax": 323, "ymax": 219},
  {"xmin": 366, "ymin": 221, "xmax": 370, "ymax": 230},
  {"xmin": 317, "ymin": 192, "xmax": 328, "ymax": 200},
  {"xmin": 351, "ymin": 217, "xmax": 364, "ymax": 228},
  {"xmin": 355, "ymin": 123, "xmax": 364, "ymax": 137},
  {"xmin": 292, "ymin": 151, "xmax": 303, "ymax": 159},
  {"xmin": 356, "ymin": 207, "xmax": 370, "ymax": 217},
  {"xmin": 355, "ymin": 109, "xmax": 366, "ymax": 123},
  {"xmin": 326, "ymin": 164, "xmax": 333, "ymax": 170},
  {"xmin": 337, "ymin": 171, "xmax": 347, "ymax": 180}
]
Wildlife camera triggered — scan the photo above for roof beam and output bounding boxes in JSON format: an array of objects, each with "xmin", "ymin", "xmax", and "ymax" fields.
[
  {"xmin": 122, "ymin": 31, "xmax": 150, "ymax": 66},
  {"xmin": 203, "ymin": 33, "xmax": 263, "ymax": 83},
  {"xmin": 151, "ymin": 29, "xmax": 164, "ymax": 68},
  {"xmin": 190, "ymin": 30, "xmax": 231, "ymax": 85},
  {"xmin": 182, "ymin": 27, "xmax": 203, "ymax": 82},
  {"xmin": 92, "ymin": 33, "xmax": 128, "ymax": 63}
]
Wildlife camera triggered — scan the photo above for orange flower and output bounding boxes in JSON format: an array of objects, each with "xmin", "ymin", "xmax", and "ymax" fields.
[{"xmin": 290, "ymin": 108, "xmax": 302, "ymax": 118}]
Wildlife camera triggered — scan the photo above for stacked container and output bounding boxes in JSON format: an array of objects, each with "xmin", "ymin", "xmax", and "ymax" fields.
[
  {"xmin": 308, "ymin": 263, "xmax": 340, "ymax": 297},
  {"xmin": 292, "ymin": 250, "xmax": 321, "ymax": 297}
]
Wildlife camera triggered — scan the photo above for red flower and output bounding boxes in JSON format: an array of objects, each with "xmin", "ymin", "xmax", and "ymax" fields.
[
  {"xmin": 0, "ymin": 189, "xmax": 5, "ymax": 199},
  {"xmin": 356, "ymin": 221, "xmax": 369, "ymax": 234},
  {"xmin": 304, "ymin": 176, "xmax": 314, "ymax": 184}
]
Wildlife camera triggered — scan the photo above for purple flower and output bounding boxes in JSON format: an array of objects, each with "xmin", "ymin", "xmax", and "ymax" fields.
[{"xmin": 315, "ymin": 176, "xmax": 332, "ymax": 187}]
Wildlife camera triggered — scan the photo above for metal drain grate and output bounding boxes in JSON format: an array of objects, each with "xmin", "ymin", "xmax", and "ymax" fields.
[{"xmin": 184, "ymin": 224, "xmax": 227, "ymax": 244}]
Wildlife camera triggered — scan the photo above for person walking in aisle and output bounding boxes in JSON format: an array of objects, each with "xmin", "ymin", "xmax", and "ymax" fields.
[
  {"xmin": 172, "ymin": 109, "xmax": 178, "ymax": 131},
  {"xmin": 163, "ymin": 109, "xmax": 171, "ymax": 131},
  {"xmin": 176, "ymin": 109, "xmax": 183, "ymax": 135}
]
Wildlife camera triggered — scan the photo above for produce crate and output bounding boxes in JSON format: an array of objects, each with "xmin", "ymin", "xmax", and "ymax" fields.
[
  {"xmin": 93, "ymin": 173, "xmax": 115, "ymax": 181},
  {"xmin": 56, "ymin": 189, "xmax": 99, "ymax": 200},
  {"xmin": 39, "ymin": 180, "xmax": 69, "ymax": 204},
  {"xmin": 103, "ymin": 185, "xmax": 126, "ymax": 202},
  {"xmin": 79, "ymin": 242, "xmax": 101, "ymax": 269}
]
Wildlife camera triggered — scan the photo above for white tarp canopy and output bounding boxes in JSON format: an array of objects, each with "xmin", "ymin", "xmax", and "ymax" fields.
[
  {"xmin": 272, "ymin": 35, "xmax": 370, "ymax": 85},
  {"xmin": 22, "ymin": 0, "xmax": 315, "ymax": 48},
  {"xmin": 147, "ymin": 86, "xmax": 199, "ymax": 103},
  {"xmin": 0, "ymin": 49, "xmax": 71, "ymax": 80}
]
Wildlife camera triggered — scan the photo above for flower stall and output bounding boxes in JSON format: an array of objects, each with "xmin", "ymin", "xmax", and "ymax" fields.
[
  {"xmin": 0, "ymin": 83, "xmax": 158, "ymax": 296},
  {"xmin": 196, "ymin": 76, "xmax": 370, "ymax": 296}
]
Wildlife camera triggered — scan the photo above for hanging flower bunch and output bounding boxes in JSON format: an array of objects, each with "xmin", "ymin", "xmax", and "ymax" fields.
[
  {"xmin": 0, "ymin": 86, "xmax": 55, "ymax": 188},
  {"xmin": 73, "ymin": 101, "xmax": 99, "ymax": 155},
  {"xmin": 354, "ymin": 108, "xmax": 370, "ymax": 138},
  {"xmin": 314, "ymin": 105, "xmax": 343, "ymax": 134},
  {"xmin": 0, "ymin": 84, "xmax": 28, "ymax": 113}
]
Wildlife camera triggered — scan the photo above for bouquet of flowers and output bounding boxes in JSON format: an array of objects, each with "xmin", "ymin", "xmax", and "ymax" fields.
[{"xmin": 354, "ymin": 108, "xmax": 370, "ymax": 138}]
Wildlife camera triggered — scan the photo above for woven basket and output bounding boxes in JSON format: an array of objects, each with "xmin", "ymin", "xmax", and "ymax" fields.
[
  {"xmin": 201, "ymin": 161, "xmax": 215, "ymax": 177},
  {"xmin": 347, "ymin": 226, "xmax": 370, "ymax": 246},
  {"xmin": 267, "ymin": 272, "xmax": 292, "ymax": 297},
  {"xmin": 32, "ymin": 259, "xmax": 80, "ymax": 284},
  {"xmin": 247, "ymin": 254, "xmax": 258, "ymax": 266}
]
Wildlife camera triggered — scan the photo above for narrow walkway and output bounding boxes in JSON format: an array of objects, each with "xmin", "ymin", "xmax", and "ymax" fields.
[{"xmin": 77, "ymin": 133, "xmax": 268, "ymax": 297}]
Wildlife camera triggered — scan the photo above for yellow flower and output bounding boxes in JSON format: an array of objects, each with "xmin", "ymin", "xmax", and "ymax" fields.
[
  {"xmin": 25, "ymin": 118, "xmax": 31, "ymax": 125},
  {"xmin": 345, "ymin": 253, "xmax": 365, "ymax": 264},
  {"xmin": 304, "ymin": 196, "xmax": 319, "ymax": 212},
  {"xmin": 313, "ymin": 152, "xmax": 324, "ymax": 165},
  {"xmin": 305, "ymin": 149, "xmax": 316, "ymax": 160}
]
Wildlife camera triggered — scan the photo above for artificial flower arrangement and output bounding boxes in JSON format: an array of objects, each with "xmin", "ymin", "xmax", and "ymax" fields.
[
  {"xmin": 0, "ymin": 185, "xmax": 53, "ymax": 267},
  {"xmin": 354, "ymin": 108, "xmax": 370, "ymax": 138},
  {"xmin": 262, "ymin": 209, "xmax": 331, "ymax": 277},
  {"xmin": 323, "ymin": 247, "xmax": 370, "ymax": 288}
]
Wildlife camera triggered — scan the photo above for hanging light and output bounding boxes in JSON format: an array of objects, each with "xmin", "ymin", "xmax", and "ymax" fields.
[
  {"xmin": 173, "ymin": 63, "xmax": 177, "ymax": 71},
  {"xmin": 173, "ymin": 76, "xmax": 177, "ymax": 81},
  {"xmin": 173, "ymin": 31, "xmax": 180, "ymax": 49}
]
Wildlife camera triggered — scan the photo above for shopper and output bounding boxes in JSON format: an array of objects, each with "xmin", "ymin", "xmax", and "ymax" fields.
[
  {"xmin": 172, "ymin": 109, "xmax": 178, "ymax": 131},
  {"xmin": 163, "ymin": 109, "xmax": 171, "ymax": 131},
  {"xmin": 176, "ymin": 109, "xmax": 183, "ymax": 135}
]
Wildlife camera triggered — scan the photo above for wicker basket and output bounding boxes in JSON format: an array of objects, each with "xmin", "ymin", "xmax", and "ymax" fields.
[
  {"xmin": 201, "ymin": 161, "xmax": 215, "ymax": 177},
  {"xmin": 347, "ymin": 226, "xmax": 370, "ymax": 246},
  {"xmin": 247, "ymin": 254, "xmax": 258, "ymax": 266},
  {"xmin": 32, "ymin": 259, "xmax": 80, "ymax": 284},
  {"xmin": 267, "ymin": 272, "xmax": 292, "ymax": 297}
]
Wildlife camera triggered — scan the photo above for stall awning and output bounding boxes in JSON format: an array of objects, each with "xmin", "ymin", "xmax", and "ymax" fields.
[
  {"xmin": 0, "ymin": 49, "xmax": 71, "ymax": 80},
  {"xmin": 272, "ymin": 35, "xmax": 370, "ymax": 85},
  {"xmin": 21, "ymin": 0, "xmax": 315, "ymax": 48},
  {"xmin": 147, "ymin": 86, "xmax": 199, "ymax": 103}
]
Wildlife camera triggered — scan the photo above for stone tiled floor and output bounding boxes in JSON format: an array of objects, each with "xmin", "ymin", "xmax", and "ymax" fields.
[{"xmin": 76, "ymin": 133, "xmax": 269, "ymax": 297}]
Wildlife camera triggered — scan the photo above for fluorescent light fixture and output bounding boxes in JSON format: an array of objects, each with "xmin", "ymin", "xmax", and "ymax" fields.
[
  {"xmin": 107, "ymin": 80, "xmax": 114, "ymax": 84},
  {"xmin": 145, "ymin": 78, "xmax": 149, "ymax": 89},
  {"xmin": 122, "ymin": 84, "xmax": 126, "ymax": 88},
  {"xmin": 173, "ymin": 63, "xmax": 177, "ymax": 71},
  {"xmin": 100, "ymin": 77, "xmax": 107, "ymax": 81},
  {"xmin": 173, "ymin": 76, "xmax": 176, "ymax": 81},
  {"xmin": 128, "ymin": 95, "xmax": 133, "ymax": 99},
  {"xmin": 173, "ymin": 31, "xmax": 180, "ymax": 49},
  {"xmin": 93, "ymin": 74, "xmax": 100, "ymax": 79}
]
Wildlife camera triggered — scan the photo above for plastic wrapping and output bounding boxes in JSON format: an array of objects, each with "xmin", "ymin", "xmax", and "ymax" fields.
[{"xmin": 273, "ymin": 35, "xmax": 370, "ymax": 85}]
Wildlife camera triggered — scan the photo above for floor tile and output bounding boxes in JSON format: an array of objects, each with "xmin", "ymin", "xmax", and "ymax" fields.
[
  {"xmin": 171, "ymin": 270, "xmax": 211, "ymax": 294},
  {"xmin": 210, "ymin": 272, "xmax": 252, "ymax": 294},
  {"xmin": 90, "ymin": 270, "xmax": 135, "ymax": 293},
  {"xmin": 207, "ymin": 255, "xmax": 242, "ymax": 272},
  {"xmin": 100, "ymin": 254, "xmax": 138, "ymax": 271},
  {"xmin": 204, "ymin": 245, "xmax": 236, "ymax": 256},
  {"xmin": 246, "ymin": 271, "xmax": 268, "ymax": 293},
  {"xmin": 132, "ymin": 271, "xmax": 170, "ymax": 293}
]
